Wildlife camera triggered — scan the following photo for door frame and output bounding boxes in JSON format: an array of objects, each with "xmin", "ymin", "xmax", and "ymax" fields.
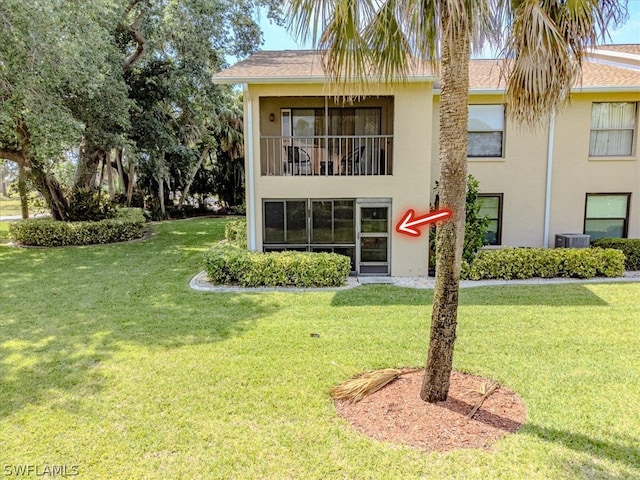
[{"xmin": 356, "ymin": 198, "xmax": 391, "ymax": 275}]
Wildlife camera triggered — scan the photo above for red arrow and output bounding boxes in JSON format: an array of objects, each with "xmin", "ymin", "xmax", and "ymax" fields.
[{"xmin": 395, "ymin": 209, "xmax": 452, "ymax": 237}]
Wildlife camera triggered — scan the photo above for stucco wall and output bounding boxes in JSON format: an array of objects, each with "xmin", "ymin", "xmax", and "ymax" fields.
[
  {"xmin": 245, "ymin": 82, "xmax": 434, "ymax": 276},
  {"xmin": 431, "ymin": 91, "xmax": 639, "ymax": 248},
  {"xmin": 550, "ymin": 92, "xmax": 639, "ymax": 241},
  {"xmin": 245, "ymin": 82, "xmax": 638, "ymax": 276}
]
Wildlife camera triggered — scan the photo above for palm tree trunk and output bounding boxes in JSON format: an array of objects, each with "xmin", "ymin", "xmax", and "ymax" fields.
[{"xmin": 420, "ymin": 13, "xmax": 470, "ymax": 403}]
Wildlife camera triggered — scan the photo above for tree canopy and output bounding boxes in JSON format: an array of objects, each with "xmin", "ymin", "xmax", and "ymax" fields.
[{"xmin": 0, "ymin": 0, "xmax": 280, "ymax": 218}]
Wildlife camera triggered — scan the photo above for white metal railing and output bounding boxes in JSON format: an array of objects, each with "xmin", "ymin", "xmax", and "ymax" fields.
[{"xmin": 260, "ymin": 135, "xmax": 393, "ymax": 176}]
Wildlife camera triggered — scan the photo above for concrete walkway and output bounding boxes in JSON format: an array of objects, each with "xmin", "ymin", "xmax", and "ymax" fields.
[
  {"xmin": 0, "ymin": 213, "xmax": 49, "ymax": 221},
  {"xmin": 190, "ymin": 270, "xmax": 640, "ymax": 293}
]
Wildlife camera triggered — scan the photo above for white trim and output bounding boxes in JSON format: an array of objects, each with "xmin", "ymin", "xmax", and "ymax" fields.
[
  {"xmin": 543, "ymin": 110, "xmax": 556, "ymax": 248},
  {"xmin": 588, "ymin": 49, "xmax": 640, "ymax": 70},
  {"xmin": 244, "ymin": 84, "xmax": 257, "ymax": 251},
  {"xmin": 213, "ymin": 75, "xmax": 438, "ymax": 85}
]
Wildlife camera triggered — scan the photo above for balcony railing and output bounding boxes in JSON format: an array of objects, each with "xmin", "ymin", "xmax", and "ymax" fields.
[{"xmin": 260, "ymin": 135, "xmax": 393, "ymax": 176}]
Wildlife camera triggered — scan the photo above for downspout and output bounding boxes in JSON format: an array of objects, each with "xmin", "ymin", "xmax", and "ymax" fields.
[
  {"xmin": 243, "ymin": 84, "xmax": 257, "ymax": 251},
  {"xmin": 543, "ymin": 110, "xmax": 556, "ymax": 248}
]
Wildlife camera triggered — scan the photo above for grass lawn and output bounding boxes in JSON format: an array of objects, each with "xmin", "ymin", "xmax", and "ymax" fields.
[
  {"xmin": 0, "ymin": 221, "xmax": 9, "ymax": 242},
  {"xmin": 0, "ymin": 195, "xmax": 47, "ymax": 219},
  {"xmin": 1, "ymin": 217, "xmax": 639, "ymax": 479},
  {"xmin": 0, "ymin": 197, "xmax": 23, "ymax": 217}
]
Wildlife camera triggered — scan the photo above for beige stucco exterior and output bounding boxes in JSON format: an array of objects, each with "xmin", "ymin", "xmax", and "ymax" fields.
[
  {"xmin": 431, "ymin": 91, "xmax": 639, "ymax": 249},
  {"xmin": 244, "ymin": 82, "xmax": 434, "ymax": 276},
  {"xmin": 220, "ymin": 49, "xmax": 640, "ymax": 277},
  {"xmin": 550, "ymin": 92, "xmax": 640, "ymax": 241}
]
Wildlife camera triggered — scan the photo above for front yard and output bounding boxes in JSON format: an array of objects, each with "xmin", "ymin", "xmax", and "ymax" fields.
[{"xmin": 1, "ymin": 217, "xmax": 638, "ymax": 479}]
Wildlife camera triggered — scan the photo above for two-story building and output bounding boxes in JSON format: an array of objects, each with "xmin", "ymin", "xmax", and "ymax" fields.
[{"xmin": 213, "ymin": 45, "xmax": 640, "ymax": 277}]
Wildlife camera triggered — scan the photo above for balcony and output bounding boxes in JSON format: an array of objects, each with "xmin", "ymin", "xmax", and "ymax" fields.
[{"xmin": 260, "ymin": 135, "xmax": 393, "ymax": 176}]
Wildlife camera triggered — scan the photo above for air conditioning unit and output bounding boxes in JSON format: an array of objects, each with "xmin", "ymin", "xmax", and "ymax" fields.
[{"xmin": 555, "ymin": 234, "xmax": 591, "ymax": 248}]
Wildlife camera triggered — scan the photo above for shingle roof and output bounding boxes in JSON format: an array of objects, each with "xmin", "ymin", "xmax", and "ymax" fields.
[
  {"xmin": 465, "ymin": 58, "xmax": 640, "ymax": 91},
  {"xmin": 579, "ymin": 60, "xmax": 640, "ymax": 88},
  {"xmin": 215, "ymin": 51, "xmax": 326, "ymax": 83},
  {"xmin": 597, "ymin": 44, "xmax": 640, "ymax": 55},
  {"xmin": 214, "ymin": 47, "xmax": 640, "ymax": 91},
  {"xmin": 214, "ymin": 50, "xmax": 436, "ymax": 84},
  {"xmin": 587, "ymin": 44, "xmax": 640, "ymax": 71}
]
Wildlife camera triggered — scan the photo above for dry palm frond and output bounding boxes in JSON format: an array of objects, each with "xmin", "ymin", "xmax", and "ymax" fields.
[
  {"xmin": 331, "ymin": 368, "xmax": 422, "ymax": 403},
  {"xmin": 468, "ymin": 380, "xmax": 499, "ymax": 419}
]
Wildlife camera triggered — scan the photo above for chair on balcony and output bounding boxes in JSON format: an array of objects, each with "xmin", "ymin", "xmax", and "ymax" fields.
[
  {"xmin": 339, "ymin": 145, "xmax": 366, "ymax": 175},
  {"xmin": 284, "ymin": 146, "xmax": 312, "ymax": 175}
]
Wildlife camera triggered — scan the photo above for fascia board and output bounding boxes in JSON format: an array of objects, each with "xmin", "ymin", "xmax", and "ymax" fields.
[{"xmin": 212, "ymin": 75, "xmax": 439, "ymax": 85}]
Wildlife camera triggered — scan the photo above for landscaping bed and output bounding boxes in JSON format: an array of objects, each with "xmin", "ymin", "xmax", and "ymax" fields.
[{"xmin": 8, "ymin": 208, "xmax": 146, "ymax": 246}]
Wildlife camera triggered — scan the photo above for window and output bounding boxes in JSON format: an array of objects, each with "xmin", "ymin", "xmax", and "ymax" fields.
[
  {"xmin": 478, "ymin": 194, "xmax": 503, "ymax": 245},
  {"xmin": 589, "ymin": 102, "xmax": 637, "ymax": 156},
  {"xmin": 584, "ymin": 193, "xmax": 631, "ymax": 240},
  {"xmin": 263, "ymin": 199, "xmax": 356, "ymax": 269},
  {"xmin": 283, "ymin": 108, "xmax": 381, "ymax": 139},
  {"xmin": 311, "ymin": 200, "xmax": 355, "ymax": 244},
  {"xmin": 263, "ymin": 200, "xmax": 308, "ymax": 244},
  {"xmin": 468, "ymin": 105, "xmax": 504, "ymax": 157}
]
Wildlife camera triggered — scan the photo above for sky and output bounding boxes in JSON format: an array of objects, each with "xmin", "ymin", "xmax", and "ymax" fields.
[{"xmin": 258, "ymin": 1, "xmax": 640, "ymax": 54}]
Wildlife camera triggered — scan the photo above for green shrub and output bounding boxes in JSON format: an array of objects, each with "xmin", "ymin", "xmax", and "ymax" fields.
[
  {"xmin": 9, "ymin": 208, "xmax": 146, "ymax": 247},
  {"xmin": 203, "ymin": 243, "xmax": 350, "ymax": 287},
  {"xmin": 225, "ymin": 218, "xmax": 247, "ymax": 248},
  {"xmin": 203, "ymin": 243, "xmax": 245, "ymax": 284},
  {"xmin": 592, "ymin": 238, "xmax": 640, "ymax": 271},
  {"xmin": 229, "ymin": 204, "xmax": 246, "ymax": 215},
  {"xmin": 463, "ymin": 247, "xmax": 624, "ymax": 280},
  {"xmin": 67, "ymin": 187, "xmax": 117, "ymax": 221},
  {"xmin": 430, "ymin": 174, "xmax": 490, "ymax": 271}
]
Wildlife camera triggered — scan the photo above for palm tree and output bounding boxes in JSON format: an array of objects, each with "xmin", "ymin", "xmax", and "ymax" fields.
[{"xmin": 286, "ymin": 0, "xmax": 626, "ymax": 402}]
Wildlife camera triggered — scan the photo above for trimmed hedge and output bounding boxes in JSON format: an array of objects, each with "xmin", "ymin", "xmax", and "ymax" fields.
[
  {"xmin": 204, "ymin": 243, "xmax": 351, "ymax": 287},
  {"xmin": 463, "ymin": 247, "xmax": 625, "ymax": 280},
  {"xmin": 592, "ymin": 238, "xmax": 640, "ymax": 271},
  {"xmin": 9, "ymin": 208, "xmax": 146, "ymax": 247},
  {"xmin": 225, "ymin": 218, "xmax": 247, "ymax": 248}
]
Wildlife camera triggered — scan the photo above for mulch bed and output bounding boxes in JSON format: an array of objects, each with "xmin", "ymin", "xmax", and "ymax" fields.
[{"xmin": 335, "ymin": 370, "xmax": 527, "ymax": 452}]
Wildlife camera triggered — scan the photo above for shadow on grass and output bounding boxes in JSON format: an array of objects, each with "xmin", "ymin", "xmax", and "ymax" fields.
[
  {"xmin": 459, "ymin": 284, "xmax": 609, "ymax": 306},
  {"xmin": 523, "ymin": 423, "xmax": 640, "ymax": 473},
  {"xmin": 331, "ymin": 283, "xmax": 608, "ymax": 307},
  {"xmin": 0, "ymin": 292, "xmax": 279, "ymax": 419},
  {"xmin": 0, "ymin": 218, "xmax": 278, "ymax": 419},
  {"xmin": 331, "ymin": 285, "xmax": 433, "ymax": 307}
]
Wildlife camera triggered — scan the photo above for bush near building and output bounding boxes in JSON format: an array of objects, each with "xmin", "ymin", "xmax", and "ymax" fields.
[
  {"xmin": 592, "ymin": 238, "xmax": 640, "ymax": 271},
  {"xmin": 463, "ymin": 247, "xmax": 625, "ymax": 280},
  {"xmin": 204, "ymin": 243, "xmax": 350, "ymax": 288}
]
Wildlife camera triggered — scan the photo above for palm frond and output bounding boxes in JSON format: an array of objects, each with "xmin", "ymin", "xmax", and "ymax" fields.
[
  {"xmin": 503, "ymin": 0, "xmax": 628, "ymax": 125},
  {"xmin": 331, "ymin": 368, "xmax": 422, "ymax": 403}
]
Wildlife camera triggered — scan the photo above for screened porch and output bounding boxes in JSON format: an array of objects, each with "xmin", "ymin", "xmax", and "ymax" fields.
[{"xmin": 258, "ymin": 96, "xmax": 394, "ymax": 177}]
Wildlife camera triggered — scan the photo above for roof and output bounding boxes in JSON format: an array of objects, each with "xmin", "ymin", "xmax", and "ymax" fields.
[
  {"xmin": 597, "ymin": 44, "xmax": 640, "ymax": 55},
  {"xmin": 214, "ymin": 46, "xmax": 640, "ymax": 92},
  {"xmin": 466, "ymin": 58, "xmax": 640, "ymax": 93},
  {"xmin": 587, "ymin": 44, "xmax": 640, "ymax": 71},
  {"xmin": 214, "ymin": 50, "xmax": 436, "ymax": 84}
]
